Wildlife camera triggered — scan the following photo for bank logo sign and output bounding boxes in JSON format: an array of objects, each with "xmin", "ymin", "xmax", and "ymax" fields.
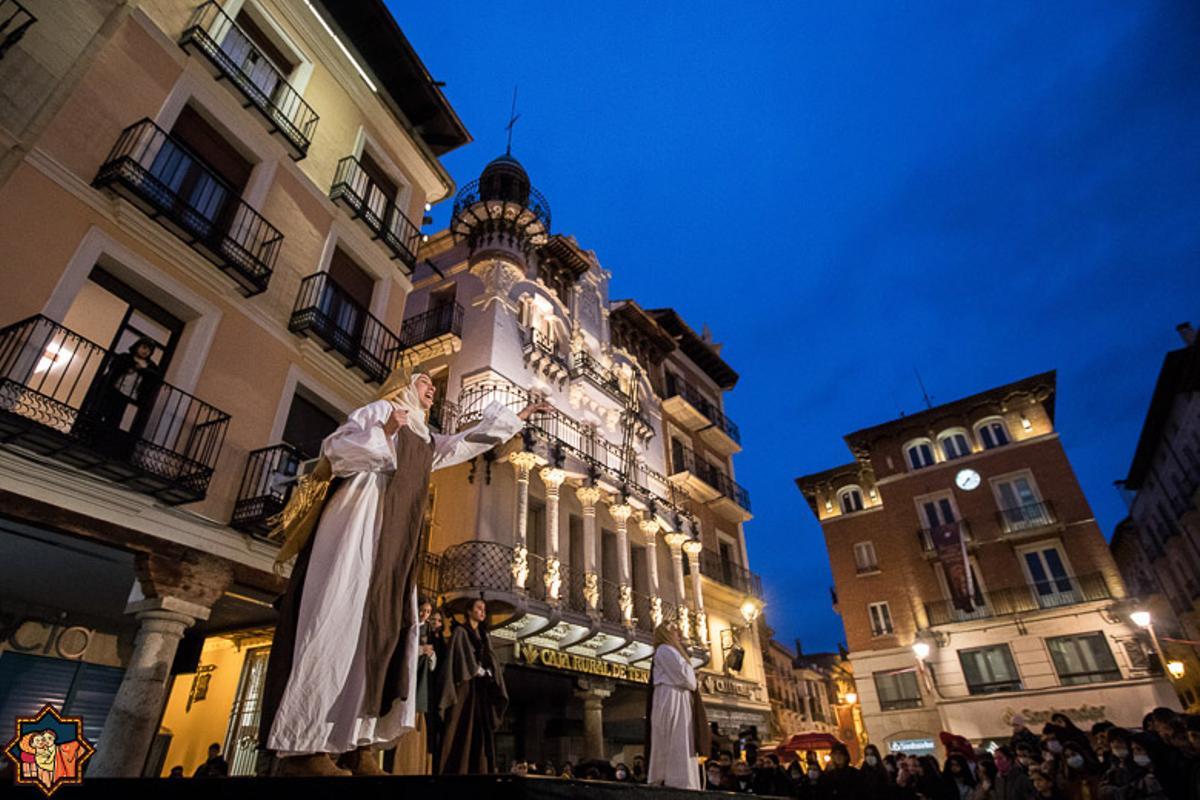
[{"xmin": 4, "ymin": 704, "xmax": 94, "ymax": 796}]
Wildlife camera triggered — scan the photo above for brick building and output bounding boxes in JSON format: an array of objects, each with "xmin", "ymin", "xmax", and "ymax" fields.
[{"xmin": 796, "ymin": 372, "xmax": 1176, "ymax": 754}]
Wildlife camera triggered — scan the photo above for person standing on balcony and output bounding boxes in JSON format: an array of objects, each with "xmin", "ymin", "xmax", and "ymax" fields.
[
  {"xmin": 75, "ymin": 336, "xmax": 162, "ymax": 457},
  {"xmin": 259, "ymin": 368, "xmax": 550, "ymax": 777},
  {"xmin": 646, "ymin": 620, "xmax": 710, "ymax": 790}
]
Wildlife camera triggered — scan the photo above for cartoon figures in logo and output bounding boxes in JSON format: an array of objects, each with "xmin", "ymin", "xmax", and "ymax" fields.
[{"xmin": 4, "ymin": 705, "xmax": 94, "ymax": 796}]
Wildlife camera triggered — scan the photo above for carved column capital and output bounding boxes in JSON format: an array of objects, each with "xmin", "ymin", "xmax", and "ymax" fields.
[
  {"xmin": 576, "ymin": 485, "xmax": 604, "ymax": 509},
  {"xmin": 539, "ymin": 466, "xmax": 567, "ymax": 488},
  {"xmin": 609, "ymin": 503, "xmax": 633, "ymax": 524},
  {"xmin": 509, "ymin": 451, "xmax": 541, "ymax": 473}
]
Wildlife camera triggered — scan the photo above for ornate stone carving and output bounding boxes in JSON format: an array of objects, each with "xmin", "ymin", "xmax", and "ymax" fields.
[{"xmin": 469, "ymin": 257, "xmax": 524, "ymax": 312}]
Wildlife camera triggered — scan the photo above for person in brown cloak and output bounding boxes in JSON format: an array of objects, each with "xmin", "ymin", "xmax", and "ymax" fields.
[
  {"xmin": 437, "ymin": 598, "xmax": 507, "ymax": 775},
  {"xmin": 259, "ymin": 370, "xmax": 548, "ymax": 777}
]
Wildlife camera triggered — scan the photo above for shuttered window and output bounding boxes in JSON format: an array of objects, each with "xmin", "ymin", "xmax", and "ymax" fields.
[{"xmin": 0, "ymin": 652, "xmax": 125, "ymax": 746}]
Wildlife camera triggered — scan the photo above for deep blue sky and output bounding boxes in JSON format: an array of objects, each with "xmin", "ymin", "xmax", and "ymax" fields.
[{"xmin": 390, "ymin": 2, "xmax": 1200, "ymax": 653}]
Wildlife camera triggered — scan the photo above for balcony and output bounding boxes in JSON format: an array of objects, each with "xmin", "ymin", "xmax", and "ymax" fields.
[
  {"xmin": 699, "ymin": 548, "xmax": 764, "ymax": 597},
  {"xmin": 522, "ymin": 330, "xmax": 569, "ymax": 384},
  {"xmin": 570, "ymin": 351, "xmax": 628, "ymax": 403},
  {"xmin": 330, "ymin": 155, "xmax": 422, "ymax": 271},
  {"xmin": 662, "ymin": 375, "xmax": 740, "ymax": 456},
  {"xmin": 288, "ymin": 273, "xmax": 400, "ymax": 384},
  {"xmin": 231, "ymin": 444, "xmax": 300, "ymax": 535},
  {"xmin": 0, "ymin": 316, "xmax": 230, "ymax": 504},
  {"xmin": 917, "ymin": 521, "xmax": 974, "ymax": 559},
  {"xmin": 669, "ymin": 440, "xmax": 751, "ymax": 521},
  {"xmin": 0, "ymin": 0, "xmax": 36, "ymax": 60},
  {"xmin": 179, "ymin": 1, "xmax": 318, "ymax": 159},
  {"xmin": 391, "ymin": 303, "xmax": 464, "ymax": 369},
  {"xmin": 427, "ymin": 398, "xmax": 458, "ymax": 435},
  {"xmin": 924, "ymin": 571, "xmax": 1115, "ymax": 626},
  {"xmin": 93, "ymin": 119, "xmax": 281, "ymax": 296},
  {"xmin": 996, "ymin": 500, "xmax": 1061, "ymax": 538}
]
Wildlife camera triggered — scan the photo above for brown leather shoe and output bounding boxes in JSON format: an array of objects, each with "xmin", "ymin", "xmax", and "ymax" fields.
[
  {"xmin": 340, "ymin": 746, "xmax": 385, "ymax": 776},
  {"xmin": 277, "ymin": 753, "xmax": 351, "ymax": 777}
]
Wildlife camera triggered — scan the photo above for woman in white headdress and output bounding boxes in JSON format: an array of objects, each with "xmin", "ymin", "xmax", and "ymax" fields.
[{"xmin": 260, "ymin": 369, "xmax": 549, "ymax": 776}]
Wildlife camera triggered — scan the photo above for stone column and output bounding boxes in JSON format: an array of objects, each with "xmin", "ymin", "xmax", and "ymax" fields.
[
  {"xmin": 510, "ymin": 451, "xmax": 540, "ymax": 591},
  {"xmin": 90, "ymin": 553, "xmax": 232, "ymax": 777},
  {"xmin": 663, "ymin": 531, "xmax": 690, "ymax": 639},
  {"xmin": 539, "ymin": 466, "xmax": 566, "ymax": 601},
  {"xmin": 683, "ymin": 537, "xmax": 708, "ymax": 647},
  {"xmin": 577, "ymin": 486, "xmax": 603, "ymax": 613},
  {"xmin": 610, "ymin": 503, "xmax": 634, "ymax": 627},
  {"xmin": 575, "ymin": 679, "xmax": 614, "ymax": 760},
  {"xmin": 639, "ymin": 515, "xmax": 663, "ymax": 627}
]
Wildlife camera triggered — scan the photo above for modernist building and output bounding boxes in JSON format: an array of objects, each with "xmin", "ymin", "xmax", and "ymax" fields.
[
  {"xmin": 796, "ymin": 372, "xmax": 1177, "ymax": 757},
  {"xmin": 0, "ymin": 0, "xmax": 468, "ymax": 777},
  {"xmin": 1111, "ymin": 321, "xmax": 1200, "ymax": 711},
  {"xmin": 392, "ymin": 151, "xmax": 768, "ymax": 766}
]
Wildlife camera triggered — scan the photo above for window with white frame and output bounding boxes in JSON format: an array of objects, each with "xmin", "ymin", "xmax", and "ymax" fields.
[
  {"xmin": 854, "ymin": 541, "xmax": 878, "ymax": 574},
  {"xmin": 905, "ymin": 438, "xmax": 936, "ymax": 470},
  {"xmin": 976, "ymin": 418, "xmax": 1011, "ymax": 450},
  {"xmin": 959, "ymin": 644, "xmax": 1022, "ymax": 694},
  {"xmin": 839, "ymin": 485, "xmax": 865, "ymax": 513},
  {"xmin": 1046, "ymin": 632, "xmax": 1121, "ymax": 685},
  {"xmin": 873, "ymin": 669, "xmax": 922, "ymax": 711},
  {"xmin": 993, "ymin": 472, "xmax": 1051, "ymax": 531},
  {"xmin": 868, "ymin": 601, "xmax": 894, "ymax": 636},
  {"xmin": 1020, "ymin": 545, "xmax": 1078, "ymax": 608},
  {"xmin": 938, "ymin": 429, "xmax": 971, "ymax": 460}
]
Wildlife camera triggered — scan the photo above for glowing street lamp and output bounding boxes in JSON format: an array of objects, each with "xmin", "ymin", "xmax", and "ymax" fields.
[
  {"xmin": 844, "ymin": 692, "xmax": 858, "ymax": 704},
  {"xmin": 740, "ymin": 598, "xmax": 762, "ymax": 626},
  {"xmin": 1167, "ymin": 660, "xmax": 1186, "ymax": 680},
  {"xmin": 912, "ymin": 641, "xmax": 931, "ymax": 661},
  {"xmin": 1131, "ymin": 610, "xmax": 1152, "ymax": 628}
]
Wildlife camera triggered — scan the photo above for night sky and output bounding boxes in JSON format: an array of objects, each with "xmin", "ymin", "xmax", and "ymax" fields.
[{"xmin": 390, "ymin": 2, "xmax": 1200, "ymax": 653}]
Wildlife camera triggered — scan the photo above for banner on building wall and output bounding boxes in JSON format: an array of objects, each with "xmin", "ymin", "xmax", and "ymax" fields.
[{"xmin": 929, "ymin": 522, "xmax": 975, "ymax": 612}]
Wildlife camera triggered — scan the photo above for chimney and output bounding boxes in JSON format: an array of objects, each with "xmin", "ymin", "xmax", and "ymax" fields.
[
  {"xmin": 1177, "ymin": 322, "xmax": 1196, "ymax": 347},
  {"xmin": 794, "ymin": 637, "xmax": 804, "ymax": 657}
]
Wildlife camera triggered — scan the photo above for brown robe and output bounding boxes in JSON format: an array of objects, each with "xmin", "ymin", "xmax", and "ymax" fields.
[
  {"xmin": 437, "ymin": 622, "xmax": 507, "ymax": 774},
  {"xmin": 259, "ymin": 427, "xmax": 434, "ymax": 750}
]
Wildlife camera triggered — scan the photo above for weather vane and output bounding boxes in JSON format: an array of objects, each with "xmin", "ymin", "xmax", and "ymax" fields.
[{"xmin": 505, "ymin": 85, "xmax": 520, "ymax": 155}]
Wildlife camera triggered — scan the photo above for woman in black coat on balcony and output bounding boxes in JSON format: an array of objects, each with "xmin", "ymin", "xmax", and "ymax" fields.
[{"xmin": 75, "ymin": 337, "xmax": 162, "ymax": 457}]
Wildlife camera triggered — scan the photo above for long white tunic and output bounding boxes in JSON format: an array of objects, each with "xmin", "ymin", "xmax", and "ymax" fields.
[
  {"xmin": 268, "ymin": 400, "xmax": 524, "ymax": 756},
  {"xmin": 647, "ymin": 644, "xmax": 700, "ymax": 790}
]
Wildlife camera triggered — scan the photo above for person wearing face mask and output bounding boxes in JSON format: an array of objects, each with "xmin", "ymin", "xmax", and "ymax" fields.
[
  {"xmin": 613, "ymin": 762, "xmax": 631, "ymax": 782},
  {"xmin": 992, "ymin": 746, "xmax": 1035, "ymax": 800},
  {"xmin": 860, "ymin": 744, "xmax": 893, "ymax": 798},
  {"xmin": 1099, "ymin": 728, "xmax": 1138, "ymax": 799},
  {"xmin": 1058, "ymin": 741, "xmax": 1100, "ymax": 800},
  {"xmin": 816, "ymin": 744, "xmax": 860, "ymax": 800},
  {"xmin": 1122, "ymin": 736, "xmax": 1168, "ymax": 800}
]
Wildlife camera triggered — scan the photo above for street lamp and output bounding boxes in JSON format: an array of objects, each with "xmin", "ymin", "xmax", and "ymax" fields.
[
  {"xmin": 1131, "ymin": 610, "xmax": 1152, "ymax": 628},
  {"xmin": 844, "ymin": 692, "xmax": 858, "ymax": 704},
  {"xmin": 1168, "ymin": 660, "xmax": 1186, "ymax": 680},
  {"xmin": 741, "ymin": 598, "xmax": 763, "ymax": 625},
  {"xmin": 1132, "ymin": 610, "xmax": 1168, "ymax": 674},
  {"xmin": 912, "ymin": 642, "xmax": 931, "ymax": 661}
]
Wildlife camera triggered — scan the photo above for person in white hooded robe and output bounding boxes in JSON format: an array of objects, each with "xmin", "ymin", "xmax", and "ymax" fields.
[
  {"xmin": 646, "ymin": 620, "xmax": 707, "ymax": 790},
  {"xmin": 259, "ymin": 370, "xmax": 549, "ymax": 776}
]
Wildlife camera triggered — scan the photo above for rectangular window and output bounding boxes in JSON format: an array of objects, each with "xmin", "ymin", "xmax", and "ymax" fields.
[
  {"xmin": 854, "ymin": 542, "xmax": 878, "ymax": 573},
  {"xmin": 941, "ymin": 433, "xmax": 970, "ymax": 460},
  {"xmin": 873, "ymin": 669, "xmax": 922, "ymax": 711},
  {"xmin": 979, "ymin": 421, "xmax": 1010, "ymax": 449},
  {"xmin": 907, "ymin": 442, "xmax": 935, "ymax": 469},
  {"xmin": 868, "ymin": 601, "xmax": 894, "ymax": 636},
  {"xmin": 281, "ymin": 392, "xmax": 339, "ymax": 460},
  {"xmin": 1046, "ymin": 633, "xmax": 1121, "ymax": 685},
  {"xmin": 995, "ymin": 474, "xmax": 1050, "ymax": 530},
  {"xmin": 920, "ymin": 495, "xmax": 957, "ymax": 530},
  {"xmin": 959, "ymin": 645, "xmax": 1022, "ymax": 694},
  {"xmin": 1023, "ymin": 547, "xmax": 1078, "ymax": 607}
]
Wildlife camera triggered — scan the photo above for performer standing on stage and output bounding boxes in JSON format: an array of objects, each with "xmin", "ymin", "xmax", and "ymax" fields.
[
  {"xmin": 259, "ymin": 369, "xmax": 548, "ymax": 776},
  {"xmin": 438, "ymin": 598, "xmax": 507, "ymax": 775},
  {"xmin": 646, "ymin": 620, "xmax": 710, "ymax": 790}
]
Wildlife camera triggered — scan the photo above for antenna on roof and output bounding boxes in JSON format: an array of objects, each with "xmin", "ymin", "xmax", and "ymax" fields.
[
  {"xmin": 504, "ymin": 86, "xmax": 520, "ymax": 155},
  {"xmin": 914, "ymin": 366, "xmax": 933, "ymax": 410}
]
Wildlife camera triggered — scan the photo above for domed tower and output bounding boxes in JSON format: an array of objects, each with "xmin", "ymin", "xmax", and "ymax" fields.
[{"xmin": 450, "ymin": 153, "xmax": 551, "ymax": 261}]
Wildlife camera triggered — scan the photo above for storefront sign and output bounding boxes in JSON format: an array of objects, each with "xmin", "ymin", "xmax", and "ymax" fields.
[
  {"xmin": 700, "ymin": 672, "xmax": 766, "ymax": 703},
  {"xmin": 6, "ymin": 619, "xmax": 95, "ymax": 660},
  {"xmin": 518, "ymin": 643, "xmax": 649, "ymax": 684},
  {"xmin": 1001, "ymin": 705, "xmax": 1108, "ymax": 726},
  {"xmin": 889, "ymin": 738, "xmax": 935, "ymax": 754}
]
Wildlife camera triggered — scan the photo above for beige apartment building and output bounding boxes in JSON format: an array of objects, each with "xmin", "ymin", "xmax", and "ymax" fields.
[{"xmin": 0, "ymin": 0, "xmax": 467, "ymax": 777}]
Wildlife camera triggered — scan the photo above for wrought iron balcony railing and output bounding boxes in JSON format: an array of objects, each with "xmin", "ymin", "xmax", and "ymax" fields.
[
  {"xmin": 570, "ymin": 351, "xmax": 628, "ymax": 402},
  {"xmin": 93, "ymin": 118, "xmax": 281, "ymax": 296},
  {"xmin": 670, "ymin": 440, "xmax": 751, "ymax": 511},
  {"xmin": 289, "ymin": 272, "xmax": 400, "ymax": 384},
  {"xmin": 665, "ymin": 375, "xmax": 740, "ymax": 446},
  {"xmin": 455, "ymin": 379, "xmax": 689, "ymax": 513},
  {"xmin": 399, "ymin": 303, "xmax": 464, "ymax": 350},
  {"xmin": 0, "ymin": 316, "xmax": 231, "ymax": 504},
  {"xmin": 0, "ymin": 0, "xmax": 36, "ymax": 60},
  {"xmin": 924, "ymin": 571, "xmax": 1114, "ymax": 626},
  {"xmin": 522, "ymin": 330, "xmax": 570, "ymax": 371},
  {"xmin": 179, "ymin": 1, "xmax": 318, "ymax": 159},
  {"xmin": 231, "ymin": 443, "xmax": 300, "ymax": 534},
  {"xmin": 698, "ymin": 548, "xmax": 764, "ymax": 597},
  {"xmin": 427, "ymin": 398, "xmax": 458, "ymax": 435},
  {"xmin": 330, "ymin": 155, "xmax": 422, "ymax": 270},
  {"xmin": 450, "ymin": 177, "xmax": 551, "ymax": 253},
  {"xmin": 996, "ymin": 500, "xmax": 1057, "ymax": 534},
  {"xmin": 918, "ymin": 521, "xmax": 973, "ymax": 553}
]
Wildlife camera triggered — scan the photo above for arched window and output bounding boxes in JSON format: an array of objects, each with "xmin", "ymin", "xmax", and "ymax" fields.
[
  {"xmin": 904, "ymin": 438, "xmax": 936, "ymax": 470},
  {"xmin": 976, "ymin": 417, "xmax": 1011, "ymax": 450},
  {"xmin": 938, "ymin": 428, "xmax": 972, "ymax": 460},
  {"xmin": 839, "ymin": 486, "xmax": 864, "ymax": 513}
]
